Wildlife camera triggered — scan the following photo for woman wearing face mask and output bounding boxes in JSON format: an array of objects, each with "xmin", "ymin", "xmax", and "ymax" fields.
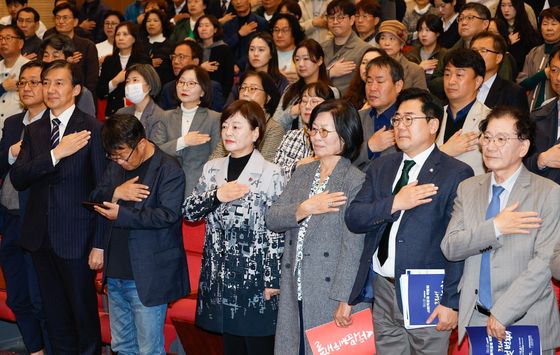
[
  {"xmin": 151, "ymin": 64, "xmax": 221, "ymax": 196},
  {"xmin": 115, "ymin": 64, "xmax": 164, "ymax": 139},
  {"xmin": 97, "ymin": 21, "xmax": 151, "ymax": 116},
  {"xmin": 272, "ymin": 39, "xmax": 341, "ymax": 132},
  {"xmin": 273, "ymin": 82, "xmax": 334, "ymax": 180},
  {"xmin": 211, "ymin": 71, "xmax": 284, "ymax": 162},
  {"xmin": 344, "ymin": 47, "xmax": 386, "ymax": 111},
  {"xmin": 183, "ymin": 100, "xmax": 285, "ymax": 355},
  {"xmin": 140, "ymin": 9, "xmax": 174, "ymax": 86}
]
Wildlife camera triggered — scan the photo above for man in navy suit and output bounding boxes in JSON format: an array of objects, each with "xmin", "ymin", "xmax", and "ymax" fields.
[
  {"xmin": 11, "ymin": 60, "xmax": 106, "ymax": 354},
  {"xmin": 345, "ymin": 88, "xmax": 474, "ymax": 354},
  {"xmin": 91, "ymin": 114, "xmax": 189, "ymax": 354},
  {"xmin": 0, "ymin": 60, "xmax": 49, "ymax": 354}
]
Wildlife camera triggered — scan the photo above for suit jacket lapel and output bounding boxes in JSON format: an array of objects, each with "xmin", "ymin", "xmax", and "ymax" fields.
[
  {"xmin": 485, "ymin": 77, "xmax": 502, "ymax": 108},
  {"xmin": 63, "ymin": 108, "xmax": 85, "ymax": 136},
  {"xmin": 133, "ymin": 148, "xmax": 163, "ymax": 210},
  {"xmin": 506, "ymin": 166, "xmax": 531, "ymax": 209},
  {"xmin": 476, "ymin": 174, "xmax": 492, "ymax": 223},
  {"xmin": 189, "ymin": 107, "xmax": 207, "ymax": 133},
  {"xmin": 237, "ymin": 150, "xmax": 265, "ymax": 192}
]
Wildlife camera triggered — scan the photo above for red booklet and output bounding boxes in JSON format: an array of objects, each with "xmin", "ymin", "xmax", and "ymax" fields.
[{"xmin": 305, "ymin": 308, "xmax": 376, "ymax": 355}]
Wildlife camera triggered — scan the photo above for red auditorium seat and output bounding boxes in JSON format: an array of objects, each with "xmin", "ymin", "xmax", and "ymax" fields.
[{"xmin": 0, "ymin": 266, "xmax": 15, "ymax": 322}]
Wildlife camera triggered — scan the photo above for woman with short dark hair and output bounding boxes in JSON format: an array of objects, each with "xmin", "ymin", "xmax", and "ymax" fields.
[
  {"xmin": 267, "ymin": 99, "xmax": 367, "ymax": 355},
  {"xmin": 407, "ymin": 14, "xmax": 447, "ymax": 82},
  {"xmin": 183, "ymin": 99, "xmax": 286, "ymax": 355},
  {"xmin": 140, "ymin": 9, "xmax": 174, "ymax": 85}
]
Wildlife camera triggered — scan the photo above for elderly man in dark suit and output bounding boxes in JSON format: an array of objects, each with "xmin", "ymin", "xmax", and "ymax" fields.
[
  {"xmin": 11, "ymin": 60, "xmax": 106, "ymax": 354},
  {"xmin": 346, "ymin": 88, "xmax": 474, "ymax": 354},
  {"xmin": 91, "ymin": 114, "xmax": 189, "ymax": 355},
  {"xmin": 524, "ymin": 46, "xmax": 560, "ymax": 185}
]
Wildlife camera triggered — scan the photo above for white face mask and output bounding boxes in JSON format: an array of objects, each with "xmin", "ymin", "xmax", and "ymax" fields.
[{"xmin": 125, "ymin": 83, "xmax": 147, "ymax": 104}]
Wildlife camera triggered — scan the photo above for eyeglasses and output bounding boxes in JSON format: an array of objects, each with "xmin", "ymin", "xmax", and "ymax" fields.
[
  {"xmin": 0, "ymin": 35, "xmax": 21, "ymax": 42},
  {"xmin": 327, "ymin": 14, "xmax": 349, "ymax": 22},
  {"xmin": 471, "ymin": 47, "xmax": 500, "ymax": 55},
  {"xmin": 300, "ymin": 97, "xmax": 324, "ymax": 107},
  {"xmin": 479, "ymin": 133, "xmax": 521, "ymax": 147},
  {"xmin": 457, "ymin": 15, "xmax": 486, "ymax": 23},
  {"xmin": 170, "ymin": 54, "xmax": 192, "ymax": 61},
  {"xmin": 272, "ymin": 27, "xmax": 291, "ymax": 34},
  {"xmin": 177, "ymin": 80, "xmax": 199, "ymax": 89},
  {"xmin": 55, "ymin": 15, "xmax": 73, "ymax": 23},
  {"xmin": 308, "ymin": 127, "xmax": 336, "ymax": 138},
  {"xmin": 104, "ymin": 21, "xmax": 119, "ymax": 27},
  {"xmin": 16, "ymin": 18, "xmax": 36, "ymax": 24},
  {"xmin": 355, "ymin": 14, "xmax": 373, "ymax": 20},
  {"xmin": 106, "ymin": 141, "xmax": 138, "ymax": 162},
  {"xmin": 17, "ymin": 80, "xmax": 42, "ymax": 89},
  {"xmin": 391, "ymin": 114, "xmax": 432, "ymax": 127},
  {"xmin": 239, "ymin": 85, "xmax": 264, "ymax": 94}
]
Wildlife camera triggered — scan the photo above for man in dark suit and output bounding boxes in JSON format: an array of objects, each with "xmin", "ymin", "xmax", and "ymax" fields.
[
  {"xmin": 345, "ymin": 88, "xmax": 474, "ymax": 354},
  {"xmin": 0, "ymin": 60, "xmax": 48, "ymax": 354},
  {"xmin": 11, "ymin": 60, "xmax": 106, "ymax": 354},
  {"xmin": 471, "ymin": 31, "xmax": 528, "ymax": 112},
  {"xmin": 524, "ymin": 46, "xmax": 560, "ymax": 185},
  {"xmin": 91, "ymin": 114, "xmax": 189, "ymax": 354}
]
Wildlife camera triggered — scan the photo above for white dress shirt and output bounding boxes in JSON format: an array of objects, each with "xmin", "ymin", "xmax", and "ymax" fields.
[
  {"xmin": 477, "ymin": 73, "xmax": 497, "ymax": 105},
  {"xmin": 49, "ymin": 104, "xmax": 76, "ymax": 166},
  {"xmin": 490, "ymin": 164, "xmax": 523, "ymax": 237}
]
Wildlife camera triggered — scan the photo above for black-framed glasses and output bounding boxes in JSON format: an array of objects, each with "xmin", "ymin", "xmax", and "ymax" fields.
[
  {"xmin": 326, "ymin": 14, "xmax": 349, "ymax": 22},
  {"xmin": 0, "ymin": 35, "xmax": 21, "ymax": 42},
  {"xmin": 308, "ymin": 127, "xmax": 336, "ymax": 138},
  {"xmin": 106, "ymin": 141, "xmax": 138, "ymax": 162},
  {"xmin": 457, "ymin": 15, "xmax": 485, "ymax": 23},
  {"xmin": 16, "ymin": 80, "xmax": 42, "ymax": 89},
  {"xmin": 391, "ymin": 114, "xmax": 433, "ymax": 127},
  {"xmin": 471, "ymin": 47, "xmax": 500, "ymax": 55},
  {"xmin": 479, "ymin": 133, "xmax": 521, "ymax": 147}
]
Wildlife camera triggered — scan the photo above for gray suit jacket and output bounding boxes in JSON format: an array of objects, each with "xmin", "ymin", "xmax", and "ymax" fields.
[
  {"xmin": 151, "ymin": 106, "xmax": 220, "ymax": 196},
  {"xmin": 115, "ymin": 98, "xmax": 164, "ymax": 140},
  {"xmin": 353, "ymin": 108, "xmax": 397, "ymax": 171},
  {"xmin": 552, "ymin": 241, "xmax": 560, "ymax": 281},
  {"xmin": 322, "ymin": 32, "xmax": 371, "ymax": 95},
  {"xmin": 441, "ymin": 166, "xmax": 560, "ymax": 350},
  {"xmin": 266, "ymin": 158, "xmax": 367, "ymax": 355}
]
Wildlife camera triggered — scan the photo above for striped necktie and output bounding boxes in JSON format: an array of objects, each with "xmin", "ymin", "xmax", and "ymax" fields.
[{"xmin": 51, "ymin": 118, "xmax": 61, "ymax": 148}]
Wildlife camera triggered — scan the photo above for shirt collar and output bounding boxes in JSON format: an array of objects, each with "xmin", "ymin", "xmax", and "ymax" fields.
[
  {"xmin": 482, "ymin": 73, "xmax": 497, "ymax": 89},
  {"xmin": 446, "ymin": 99, "xmax": 477, "ymax": 122},
  {"xmin": 491, "ymin": 164, "xmax": 523, "ymax": 194},
  {"xmin": 23, "ymin": 108, "xmax": 46, "ymax": 125},
  {"xmin": 174, "ymin": 1, "xmax": 186, "ymax": 12},
  {"xmin": 403, "ymin": 143, "xmax": 435, "ymax": 168},
  {"xmin": 149, "ymin": 33, "xmax": 166, "ymax": 43},
  {"xmin": 370, "ymin": 102, "xmax": 397, "ymax": 119},
  {"xmin": 50, "ymin": 104, "xmax": 75, "ymax": 127}
]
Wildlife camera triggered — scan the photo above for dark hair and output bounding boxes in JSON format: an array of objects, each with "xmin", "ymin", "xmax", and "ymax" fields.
[
  {"xmin": 326, "ymin": 0, "xmax": 356, "ymax": 16},
  {"xmin": 471, "ymin": 30, "xmax": 507, "ymax": 55},
  {"xmin": 302, "ymin": 82, "xmax": 335, "ymax": 100},
  {"xmin": 141, "ymin": 9, "xmax": 171, "ymax": 38},
  {"xmin": 113, "ymin": 22, "xmax": 145, "ymax": 57},
  {"xmin": 174, "ymin": 40, "xmax": 203, "ymax": 61},
  {"xmin": 175, "ymin": 64, "xmax": 212, "ymax": 107},
  {"xmin": 308, "ymin": 99, "xmax": 364, "ymax": 161},
  {"xmin": 344, "ymin": 47, "xmax": 388, "ymax": 110},
  {"xmin": 126, "ymin": 63, "xmax": 162, "ymax": 98},
  {"xmin": 281, "ymin": 39, "xmax": 330, "ymax": 109},
  {"xmin": 247, "ymin": 32, "xmax": 285, "ymax": 88},
  {"xmin": 16, "ymin": 7, "xmax": 39, "ymax": 22},
  {"xmin": 102, "ymin": 113, "xmax": 146, "ymax": 152},
  {"xmin": 416, "ymin": 13, "xmax": 443, "ymax": 35},
  {"xmin": 443, "ymin": 48, "xmax": 486, "ymax": 78},
  {"xmin": 194, "ymin": 15, "xmax": 224, "ymax": 41},
  {"xmin": 489, "ymin": 17, "xmax": 510, "ymax": 43},
  {"xmin": 441, "ymin": 0, "xmax": 464, "ymax": 13},
  {"xmin": 275, "ymin": 0, "xmax": 302, "ymax": 20},
  {"xmin": 52, "ymin": 2, "xmax": 78, "ymax": 18},
  {"xmin": 19, "ymin": 60, "xmax": 43, "ymax": 79},
  {"xmin": 397, "ymin": 88, "xmax": 444, "ymax": 122},
  {"xmin": 549, "ymin": 44, "xmax": 560, "ymax": 64},
  {"xmin": 497, "ymin": 0, "xmax": 540, "ymax": 49},
  {"xmin": 356, "ymin": 0, "xmax": 381, "ymax": 17},
  {"xmin": 1, "ymin": 24, "xmax": 24, "ymax": 40},
  {"xmin": 460, "ymin": 3, "xmax": 491, "ymax": 20},
  {"xmin": 540, "ymin": 6, "xmax": 560, "ymax": 23},
  {"xmin": 41, "ymin": 34, "xmax": 75, "ymax": 58},
  {"xmin": 365, "ymin": 55, "xmax": 404, "ymax": 83},
  {"xmin": 239, "ymin": 70, "xmax": 280, "ymax": 116},
  {"xmin": 41, "ymin": 59, "xmax": 80, "ymax": 86},
  {"xmin": 6, "ymin": 0, "xmax": 27, "ymax": 5},
  {"xmin": 478, "ymin": 106, "xmax": 535, "ymax": 152},
  {"xmin": 269, "ymin": 13, "xmax": 305, "ymax": 47},
  {"xmin": 220, "ymin": 100, "xmax": 267, "ymax": 147},
  {"xmin": 103, "ymin": 9, "xmax": 124, "ymax": 23}
]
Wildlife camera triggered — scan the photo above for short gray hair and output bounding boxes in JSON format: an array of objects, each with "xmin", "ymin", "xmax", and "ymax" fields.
[{"xmin": 125, "ymin": 64, "xmax": 161, "ymax": 98}]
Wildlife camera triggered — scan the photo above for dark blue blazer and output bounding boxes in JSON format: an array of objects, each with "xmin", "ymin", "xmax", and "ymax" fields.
[
  {"xmin": 345, "ymin": 146, "xmax": 473, "ymax": 311},
  {"xmin": 223, "ymin": 13, "xmax": 268, "ymax": 69},
  {"xmin": 485, "ymin": 76, "xmax": 529, "ymax": 113},
  {"xmin": 524, "ymin": 98, "xmax": 560, "ymax": 185},
  {"xmin": 0, "ymin": 112, "xmax": 26, "ymax": 181},
  {"xmin": 91, "ymin": 146, "xmax": 190, "ymax": 306},
  {"xmin": 11, "ymin": 108, "xmax": 107, "ymax": 259}
]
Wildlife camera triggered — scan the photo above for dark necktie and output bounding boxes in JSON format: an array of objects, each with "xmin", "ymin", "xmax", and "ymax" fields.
[
  {"xmin": 377, "ymin": 159, "xmax": 416, "ymax": 266},
  {"xmin": 221, "ymin": 0, "xmax": 228, "ymax": 12},
  {"xmin": 51, "ymin": 118, "xmax": 61, "ymax": 149},
  {"xmin": 479, "ymin": 185, "xmax": 505, "ymax": 309}
]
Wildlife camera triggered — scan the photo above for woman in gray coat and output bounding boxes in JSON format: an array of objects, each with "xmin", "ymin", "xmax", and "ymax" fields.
[{"xmin": 266, "ymin": 99, "xmax": 368, "ymax": 354}]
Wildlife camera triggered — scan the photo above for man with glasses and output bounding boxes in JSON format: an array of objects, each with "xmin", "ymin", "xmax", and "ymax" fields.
[
  {"xmin": 90, "ymin": 113, "xmax": 189, "ymax": 355},
  {"xmin": 355, "ymin": 0, "xmax": 381, "ymax": 46},
  {"xmin": 437, "ymin": 48, "xmax": 489, "ymax": 175},
  {"xmin": 0, "ymin": 25, "xmax": 29, "ymax": 134},
  {"xmin": 15, "ymin": 7, "xmax": 41, "ymax": 60},
  {"xmin": 471, "ymin": 31, "xmax": 528, "ymax": 112},
  {"xmin": 322, "ymin": 0, "xmax": 371, "ymax": 95},
  {"xmin": 11, "ymin": 60, "xmax": 106, "ymax": 355},
  {"xmin": 442, "ymin": 106, "xmax": 560, "ymax": 355},
  {"xmin": 346, "ymin": 88, "xmax": 474, "ymax": 354},
  {"xmin": 0, "ymin": 60, "xmax": 49, "ymax": 355},
  {"xmin": 0, "ymin": 0, "xmax": 46, "ymax": 39},
  {"xmin": 354, "ymin": 56, "xmax": 403, "ymax": 170}
]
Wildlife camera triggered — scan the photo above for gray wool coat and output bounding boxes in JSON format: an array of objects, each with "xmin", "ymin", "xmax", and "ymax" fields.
[{"xmin": 266, "ymin": 158, "xmax": 368, "ymax": 355}]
